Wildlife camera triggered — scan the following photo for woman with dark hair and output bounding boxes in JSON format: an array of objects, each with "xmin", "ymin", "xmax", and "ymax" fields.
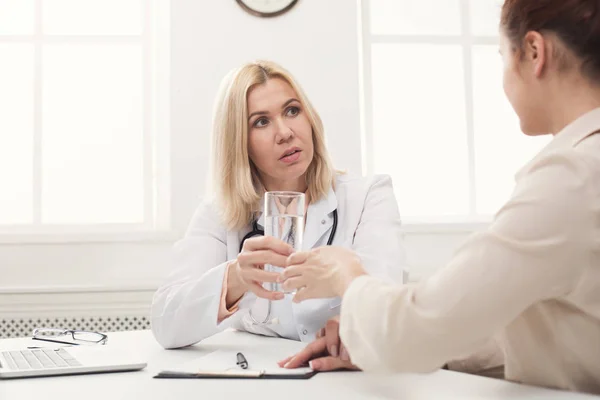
[{"xmin": 280, "ymin": 0, "xmax": 600, "ymax": 394}]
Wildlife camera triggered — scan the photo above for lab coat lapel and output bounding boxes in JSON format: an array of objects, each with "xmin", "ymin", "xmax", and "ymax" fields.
[{"xmin": 303, "ymin": 186, "xmax": 337, "ymax": 250}]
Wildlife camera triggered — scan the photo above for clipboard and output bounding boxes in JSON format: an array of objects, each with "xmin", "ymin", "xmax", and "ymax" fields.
[
  {"xmin": 154, "ymin": 369, "xmax": 316, "ymax": 380},
  {"xmin": 153, "ymin": 349, "xmax": 317, "ymax": 380}
]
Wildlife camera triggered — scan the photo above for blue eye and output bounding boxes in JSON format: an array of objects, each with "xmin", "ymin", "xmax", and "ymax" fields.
[{"xmin": 285, "ymin": 106, "xmax": 300, "ymax": 117}]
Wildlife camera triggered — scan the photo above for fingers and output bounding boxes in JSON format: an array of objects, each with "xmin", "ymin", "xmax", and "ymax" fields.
[
  {"xmin": 277, "ymin": 355, "xmax": 293, "ymax": 368},
  {"xmin": 281, "ymin": 276, "xmax": 306, "ymax": 292},
  {"xmin": 286, "ymin": 251, "xmax": 311, "ymax": 266},
  {"xmin": 309, "ymin": 356, "xmax": 357, "ymax": 372},
  {"xmin": 241, "ymin": 268, "xmax": 280, "ymax": 284},
  {"xmin": 238, "ymin": 250, "xmax": 289, "ymax": 269},
  {"xmin": 292, "ymin": 286, "xmax": 326, "ymax": 303},
  {"xmin": 247, "ymin": 282, "xmax": 284, "ymax": 301},
  {"xmin": 243, "ymin": 236, "xmax": 294, "ymax": 255},
  {"xmin": 281, "ymin": 265, "xmax": 305, "ymax": 280},
  {"xmin": 340, "ymin": 343, "xmax": 350, "ymax": 362},
  {"xmin": 324, "ymin": 319, "xmax": 341, "ymax": 358},
  {"xmin": 282, "ymin": 337, "xmax": 327, "ymax": 369},
  {"xmin": 316, "ymin": 328, "xmax": 325, "ymax": 338},
  {"xmin": 292, "ymin": 286, "xmax": 312, "ymax": 303}
]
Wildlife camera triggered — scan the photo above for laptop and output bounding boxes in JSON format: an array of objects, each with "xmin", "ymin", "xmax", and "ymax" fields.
[{"xmin": 0, "ymin": 345, "xmax": 147, "ymax": 379}]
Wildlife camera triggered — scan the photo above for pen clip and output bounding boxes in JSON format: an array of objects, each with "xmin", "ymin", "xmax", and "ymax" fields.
[{"xmin": 236, "ymin": 352, "xmax": 248, "ymax": 369}]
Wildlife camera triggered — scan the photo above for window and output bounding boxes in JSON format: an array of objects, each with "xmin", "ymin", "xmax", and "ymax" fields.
[
  {"xmin": 361, "ymin": 0, "xmax": 550, "ymax": 224},
  {"xmin": 0, "ymin": 0, "xmax": 169, "ymax": 237}
]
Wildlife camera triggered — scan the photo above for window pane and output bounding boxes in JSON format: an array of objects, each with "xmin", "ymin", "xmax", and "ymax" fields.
[
  {"xmin": 469, "ymin": 0, "xmax": 503, "ymax": 36},
  {"xmin": 0, "ymin": 44, "xmax": 34, "ymax": 224},
  {"xmin": 42, "ymin": 0, "xmax": 142, "ymax": 35},
  {"xmin": 0, "ymin": 0, "xmax": 34, "ymax": 35},
  {"xmin": 42, "ymin": 44, "xmax": 144, "ymax": 224},
  {"xmin": 371, "ymin": 44, "xmax": 469, "ymax": 218},
  {"xmin": 472, "ymin": 45, "xmax": 550, "ymax": 215},
  {"xmin": 370, "ymin": 0, "xmax": 461, "ymax": 36}
]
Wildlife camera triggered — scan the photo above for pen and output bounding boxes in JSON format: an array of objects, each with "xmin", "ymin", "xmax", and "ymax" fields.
[{"xmin": 236, "ymin": 352, "xmax": 248, "ymax": 369}]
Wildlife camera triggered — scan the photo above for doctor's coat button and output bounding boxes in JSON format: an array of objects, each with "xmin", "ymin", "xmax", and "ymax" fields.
[
  {"xmin": 302, "ymin": 329, "xmax": 308, "ymax": 335},
  {"xmin": 321, "ymin": 219, "xmax": 326, "ymax": 224}
]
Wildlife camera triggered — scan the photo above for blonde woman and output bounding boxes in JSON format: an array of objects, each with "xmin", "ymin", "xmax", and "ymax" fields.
[{"xmin": 151, "ymin": 61, "xmax": 406, "ymax": 349}]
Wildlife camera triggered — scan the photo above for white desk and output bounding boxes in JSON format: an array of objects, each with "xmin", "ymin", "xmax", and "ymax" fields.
[{"xmin": 0, "ymin": 330, "xmax": 596, "ymax": 400}]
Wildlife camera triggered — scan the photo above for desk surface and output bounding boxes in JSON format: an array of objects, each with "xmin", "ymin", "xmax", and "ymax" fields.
[{"xmin": 0, "ymin": 330, "xmax": 596, "ymax": 400}]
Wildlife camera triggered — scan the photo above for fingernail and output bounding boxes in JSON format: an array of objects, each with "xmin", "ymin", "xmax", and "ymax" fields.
[
  {"xmin": 275, "ymin": 293, "xmax": 284, "ymax": 300},
  {"xmin": 330, "ymin": 345, "xmax": 338, "ymax": 357},
  {"xmin": 341, "ymin": 348, "xmax": 349, "ymax": 361},
  {"xmin": 309, "ymin": 360, "xmax": 320, "ymax": 370}
]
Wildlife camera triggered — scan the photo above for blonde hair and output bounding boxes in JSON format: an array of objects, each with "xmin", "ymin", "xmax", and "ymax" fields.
[{"xmin": 210, "ymin": 60, "xmax": 336, "ymax": 230}]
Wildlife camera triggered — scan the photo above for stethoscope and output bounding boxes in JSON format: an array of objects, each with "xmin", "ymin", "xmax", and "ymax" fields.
[{"xmin": 239, "ymin": 209, "xmax": 338, "ymax": 325}]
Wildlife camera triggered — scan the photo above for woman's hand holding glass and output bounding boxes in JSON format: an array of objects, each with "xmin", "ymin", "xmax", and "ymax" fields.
[
  {"xmin": 277, "ymin": 247, "xmax": 368, "ymax": 370},
  {"xmin": 278, "ymin": 316, "xmax": 359, "ymax": 371},
  {"xmin": 226, "ymin": 236, "xmax": 294, "ymax": 306},
  {"xmin": 281, "ymin": 246, "xmax": 368, "ymax": 302}
]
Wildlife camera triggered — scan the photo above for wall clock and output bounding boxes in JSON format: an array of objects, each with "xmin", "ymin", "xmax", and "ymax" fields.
[{"xmin": 236, "ymin": 0, "xmax": 299, "ymax": 18}]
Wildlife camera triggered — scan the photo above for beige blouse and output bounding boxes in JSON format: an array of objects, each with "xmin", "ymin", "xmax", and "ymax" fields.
[{"xmin": 340, "ymin": 108, "xmax": 600, "ymax": 394}]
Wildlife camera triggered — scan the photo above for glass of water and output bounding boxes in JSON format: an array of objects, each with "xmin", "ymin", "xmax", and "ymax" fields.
[{"xmin": 264, "ymin": 191, "xmax": 305, "ymax": 293}]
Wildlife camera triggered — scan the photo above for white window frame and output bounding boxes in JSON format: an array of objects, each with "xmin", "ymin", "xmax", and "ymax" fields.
[
  {"xmin": 359, "ymin": 0, "xmax": 500, "ymax": 232},
  {"xmin": 0, "ymin": 0, "xmax": 172, "ymax": 243}
]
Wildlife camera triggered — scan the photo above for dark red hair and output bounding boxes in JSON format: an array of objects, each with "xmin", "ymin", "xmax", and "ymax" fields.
[{"xmin": 501, "ymin": 0, "xmax": 600, "ymax": 82}]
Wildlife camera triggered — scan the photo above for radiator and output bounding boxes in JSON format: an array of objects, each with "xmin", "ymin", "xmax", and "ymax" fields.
[{"xmin": 0, "ymin": 315, "xmax": 150, "ymax": 339}]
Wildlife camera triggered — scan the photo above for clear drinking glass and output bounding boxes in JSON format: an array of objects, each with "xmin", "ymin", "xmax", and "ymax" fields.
[{"xmin": 264, "ymin": 191, "xmax": 305, "ymax": 293}]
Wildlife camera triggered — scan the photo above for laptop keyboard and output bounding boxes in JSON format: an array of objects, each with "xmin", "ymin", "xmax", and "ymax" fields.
[{"xmin": 2, "ymin": 348, "xmax": 82, "ymax": 370}]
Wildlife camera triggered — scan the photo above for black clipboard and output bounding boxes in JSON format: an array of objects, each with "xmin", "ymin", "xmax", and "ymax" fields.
[{"xmin": 153, "ymin": 369, "xmax": 317, "ymax": 380}]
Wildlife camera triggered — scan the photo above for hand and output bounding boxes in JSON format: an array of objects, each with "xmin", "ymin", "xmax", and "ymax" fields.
[
  {"xmin": 278, "ymin": 317, "xmax": 359, "ymax": 372},
  {"xmin": 281, "ymin": 246, "xmax": 367, "ymax": 302},
  {"xmin": 227, "ymin": 236, "xmax": 294, "ymax": 305}
]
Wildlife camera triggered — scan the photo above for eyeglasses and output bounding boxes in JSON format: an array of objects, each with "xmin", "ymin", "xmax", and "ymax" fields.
[{"xmin": 32, "ymin": 328, "xmax": 108, "ymax": 346}]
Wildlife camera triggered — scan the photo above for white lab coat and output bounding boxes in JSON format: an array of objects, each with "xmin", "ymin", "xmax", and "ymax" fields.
[{"xmin": 151, "ymin": 174, "xmax": 406, "ymax": 349}]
